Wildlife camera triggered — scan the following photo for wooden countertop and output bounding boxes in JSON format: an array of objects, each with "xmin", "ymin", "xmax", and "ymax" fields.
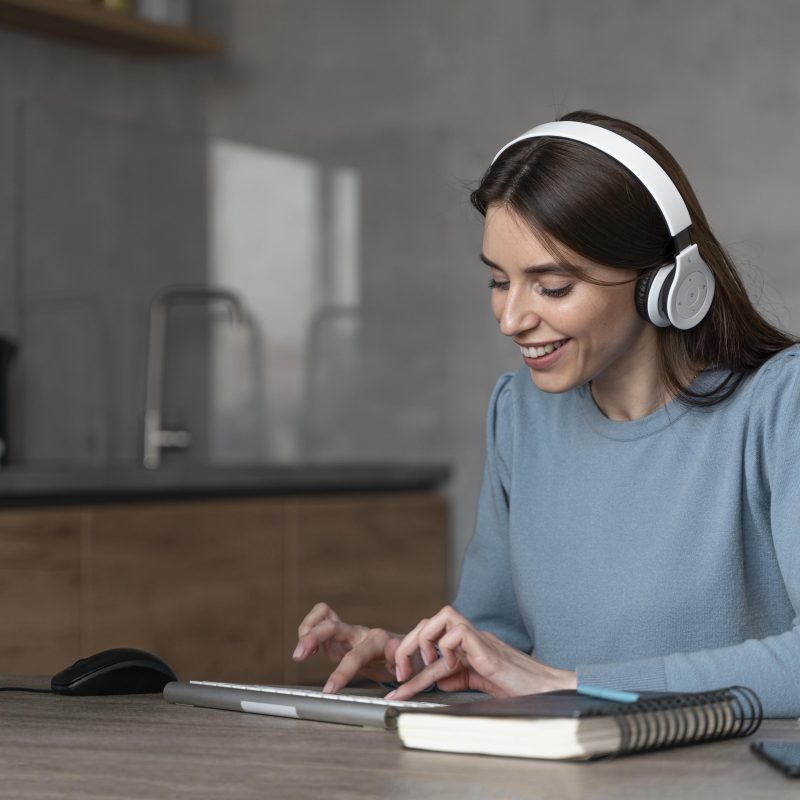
[{"xmin": 2, "ymin": 675, "xmax": 799, "ymax": 799}]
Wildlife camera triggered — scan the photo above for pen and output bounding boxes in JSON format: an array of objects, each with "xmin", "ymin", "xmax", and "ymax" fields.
[{"xmin": 577, "ymin": 684, "xmax": 641, "ymax": 703}]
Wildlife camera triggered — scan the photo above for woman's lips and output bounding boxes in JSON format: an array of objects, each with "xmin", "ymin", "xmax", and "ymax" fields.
[{"xmin": 521, "ymin": 339, "xmax": 570, "ymax": 369}]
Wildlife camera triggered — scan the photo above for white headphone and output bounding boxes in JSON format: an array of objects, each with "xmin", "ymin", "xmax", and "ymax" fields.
[{"xmin": 491, "ymin": 121, "xmax": 715, "ymax": 330}]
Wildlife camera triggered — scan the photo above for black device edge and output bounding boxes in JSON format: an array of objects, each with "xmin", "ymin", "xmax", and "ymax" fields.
[{"xmin": 750, "ymin": 741, "xmax": 800, "ymax": 778}]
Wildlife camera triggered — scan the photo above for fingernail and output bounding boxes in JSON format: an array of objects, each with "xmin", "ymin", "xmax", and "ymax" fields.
[
  {"xmin": 385, "ymin": 690, "xmax": 397, "ymax": 699},
  {"xmin": 292, "ymin": 643, "xmax": 305, "ymax": 660},
  {"xmin": 322, "ymin": 681, "xmax": 334, "ymax": 694},
  {"xmin": 421, "ymin": 651, "xmax": 430, "ymax": 666}
]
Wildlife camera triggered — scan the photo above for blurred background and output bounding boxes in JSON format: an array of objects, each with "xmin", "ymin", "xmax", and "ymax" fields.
[{"xmin": 1, "ymin": 0, "xmax": 799, "ymax": 683}]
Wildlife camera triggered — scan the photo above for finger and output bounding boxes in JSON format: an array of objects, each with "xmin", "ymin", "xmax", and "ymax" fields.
[
  {"xmin": 394, "ymin": 619, "xmax": 436, "ymax": 681},
  {"xmin": 383, "ymin": 636, "xmax": 401, "ymax": 675},
  {"xmin": 418, "ymin": 607, "xmax": 474, "ymax": 670},
  {"xmin": 386, "ymin": 656, "xmax": 458, "ymax": 701},
  {"xmin": 392, "ymin": 619, "xmax": 420, "ymax": 682},
  {"xmin": 437, "ymin": 623, "xmax": 488, "ymax": 669},
  {"xmin": 293, "ymin": 618, "xmax": 347, "ymax": 661},
  {"xmin": 383, "ymin": 636, "xmax": 422, "ymax": 680},
  {"xmin": 395, "ymin": 606, "xmax": 466, "ymax": 679},
  {"xmin": 322, "ymin": 630, "xmax": 388, "ymax": 694},
  {"xmin": 439, "ymin": 625, "xmax": 550, "ymax": 697},
  {"xmin": 297, "ymin": 602, "xmax": 340, "ymax": 638},
  {"xmin": 392, "ymin": 626, "xmax": 490, "ymax": 697},
  {"xmin": 436, "ymin": 624, "xmax": 504, "ymax": 691},
  {"xmin": 418, "ymin": 633, "xmax": 439, "ymax": 671},
  {"xmin": 434, "ymin": 671, "xmax": 473, "ymax": 693}
]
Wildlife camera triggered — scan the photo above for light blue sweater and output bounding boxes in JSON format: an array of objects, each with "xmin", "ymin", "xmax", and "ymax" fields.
[{"xmin": 454, "ymin": 345, "xmax": 800, "ymax": 717}]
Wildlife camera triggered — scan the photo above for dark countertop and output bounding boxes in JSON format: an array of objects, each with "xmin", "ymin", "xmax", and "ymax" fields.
[{"xmin": 0, "ymin": 462, "xmax": 451, "ymax": 507}]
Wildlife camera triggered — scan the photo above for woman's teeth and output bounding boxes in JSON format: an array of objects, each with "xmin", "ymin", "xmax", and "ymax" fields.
[{"xmin": 521, "ymin": 340, "xmax": 567, "ymax": 359}]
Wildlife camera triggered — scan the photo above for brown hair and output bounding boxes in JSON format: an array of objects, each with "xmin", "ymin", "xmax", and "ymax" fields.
[{"xmin": 470, "ymin": 109, "xmax": 797, "ymax": 407}]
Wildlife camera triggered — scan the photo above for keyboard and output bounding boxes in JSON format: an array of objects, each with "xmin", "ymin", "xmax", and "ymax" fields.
[{"xmin": 163, "ymin": 680, "xmax": 444, "ymax": 729}]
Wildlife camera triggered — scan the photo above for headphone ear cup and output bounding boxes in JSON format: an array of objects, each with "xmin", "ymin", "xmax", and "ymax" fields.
[
  {"xmin": 635, "ymin": 264, "xmax": 675, "ymax": 327},
  {"xmin": 664, "ymin": 245, "xmax": 715, "ymax": 330},
  {"xmin": 635, "ymin": 272, "xmax": 655, "ymax": 323}
]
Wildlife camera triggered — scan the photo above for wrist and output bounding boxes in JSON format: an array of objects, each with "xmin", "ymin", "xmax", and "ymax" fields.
[{"xmin": 549, "ymin": 667, "xmax": 577, "ymax": 691}]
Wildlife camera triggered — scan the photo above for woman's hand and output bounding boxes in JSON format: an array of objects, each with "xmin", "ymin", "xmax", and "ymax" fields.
[
  {"xmin": 387, "ymin": 605, "xmax": 577, "ymax": 700},
  {"xmin": 293, "ymin": 602, "xmax": 415, "ymax": 694}
]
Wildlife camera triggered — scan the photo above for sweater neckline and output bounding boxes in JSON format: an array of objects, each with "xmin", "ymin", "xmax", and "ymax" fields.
[{"xmin": 576, "ymin": 371, "xmax": 709, "ymax": 441}]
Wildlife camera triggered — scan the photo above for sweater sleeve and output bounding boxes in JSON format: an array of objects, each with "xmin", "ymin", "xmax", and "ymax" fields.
[
  {"xmin": 453, "ymin": 373, "xmax": 533, "ymax": 653},
  {"xmin": 578, "ymin": 350, "xmax": 800, "ymax": 717}
]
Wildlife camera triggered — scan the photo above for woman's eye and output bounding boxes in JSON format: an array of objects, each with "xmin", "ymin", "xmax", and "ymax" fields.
[
  {"xmin": 488, "ymin": 279, "xmax": 574, "ymax": 298},
  {"xmin": 539, "ymin": 284, "xmax": 574, "ymax": 298}
]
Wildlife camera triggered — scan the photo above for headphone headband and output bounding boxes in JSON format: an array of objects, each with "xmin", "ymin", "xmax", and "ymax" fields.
[
  {"xmin": 491, "ymin": 121, "xmax": 692, "ymax": 240},
  {"xmin": 490, "ymin": 120, "xmax": 715, "ymax": 330}
]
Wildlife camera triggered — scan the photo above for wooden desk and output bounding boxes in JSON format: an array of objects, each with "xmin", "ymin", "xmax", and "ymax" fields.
[{"xmin": 2, "ymin": 676, "xmax": 799, "ymax": 799}]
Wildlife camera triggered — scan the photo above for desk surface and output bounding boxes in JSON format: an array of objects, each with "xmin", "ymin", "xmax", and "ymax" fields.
[{"xmin": 2, "ymin": 675, "xmax": 799, "ymax": 800}]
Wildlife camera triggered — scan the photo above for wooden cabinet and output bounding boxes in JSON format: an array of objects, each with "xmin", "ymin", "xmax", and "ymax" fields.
[
  {"xmin": 87, "ymin": 499, "xmax": 285, "ymax": 683},
  {"xmin": 284, "ymin": 494, "xmax": 448, "ymax": 684},
  {"xmin": 0, "ymin": 509, "xmax": 84, "ymax": 673},
  {"xmin": 0, "ymin": 492, "xmax": 447, "ymax": 685}
]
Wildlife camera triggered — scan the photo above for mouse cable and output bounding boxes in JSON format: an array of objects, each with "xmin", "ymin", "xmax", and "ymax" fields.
[{"xmin": 0, "ymin": 687, "xmax": 52, "ymax": 693}]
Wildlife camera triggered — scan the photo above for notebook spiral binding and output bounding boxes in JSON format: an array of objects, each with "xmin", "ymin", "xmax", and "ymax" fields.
[{"xmin": 607, "ymin": 686, "xmax": 763, "ymax": 757}]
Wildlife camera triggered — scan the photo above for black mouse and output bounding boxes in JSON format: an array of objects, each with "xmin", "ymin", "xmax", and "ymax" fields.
[{"xmin": 51, "ymin": 648, "xmax": 178, "ymax": 695}]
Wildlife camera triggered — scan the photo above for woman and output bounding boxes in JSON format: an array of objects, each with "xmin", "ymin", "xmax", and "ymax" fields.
[{"xmin": 293, "ymin": 110, "xmax": 800, "ymax": 716}]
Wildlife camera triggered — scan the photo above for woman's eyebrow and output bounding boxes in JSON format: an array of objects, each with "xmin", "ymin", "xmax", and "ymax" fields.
[{"xmin": 479, "ymin": 253, "xmax": 568, "ymax": 275}]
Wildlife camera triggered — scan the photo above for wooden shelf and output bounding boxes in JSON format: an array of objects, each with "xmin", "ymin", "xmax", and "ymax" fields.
[{"xmin": 0, "ymin": 0, "xmax": 220, "ymax": 55}]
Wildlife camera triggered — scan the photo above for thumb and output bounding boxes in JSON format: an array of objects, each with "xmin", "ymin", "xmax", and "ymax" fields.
[
  {"xmin": 384, "ymin": 637, "xmax": 401, "ymax": 671},
  {"xmin": 437, "ymin": 668, "xmax": 497, "ymax": 696},
  {"xmin": 434, "ymin": 669, "xmax": 472, "ymax": 693}
]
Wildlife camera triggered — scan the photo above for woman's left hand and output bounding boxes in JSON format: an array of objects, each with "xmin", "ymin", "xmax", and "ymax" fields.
[{"xmin": 386, "ymin": 605, "xmax": 576, "ymax": 700}]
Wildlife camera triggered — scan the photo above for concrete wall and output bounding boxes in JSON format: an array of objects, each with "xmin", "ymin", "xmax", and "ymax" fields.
[
  {"xmin": 0, "ymin": 21, "xmax": 213, "ymax": 465},
  {"xmin": 204, "ymin": 0, "xmax": 800, "ymax": 588},
  {"xmin": 3, "ymin": 0, "xmax": 800, "ymax": 590}
]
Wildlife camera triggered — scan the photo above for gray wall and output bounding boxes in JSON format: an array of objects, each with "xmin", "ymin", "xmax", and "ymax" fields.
[
  {"xmin": 205, "ymin": 0, "xmax": 800, "ymax": 588},
  {"xmin": 3, "ymin": 1, "xmax": 800, "ymax": 590},
  {"xmin": 0, "ymin": 24, "xmax": 213, "ymax": 465}
]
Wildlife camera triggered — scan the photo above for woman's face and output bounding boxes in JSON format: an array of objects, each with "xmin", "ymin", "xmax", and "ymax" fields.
[{"xmin": 482, "ymin": 204, "xmax": 657, "ymax": 396}]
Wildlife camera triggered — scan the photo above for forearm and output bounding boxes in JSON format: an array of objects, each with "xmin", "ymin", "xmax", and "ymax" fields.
[{"xmin": 576, "ymin": 627, "xmax": 800, "ymax": 717}]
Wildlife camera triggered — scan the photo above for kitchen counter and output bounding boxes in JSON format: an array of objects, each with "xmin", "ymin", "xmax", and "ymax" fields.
[{"xmin": 0, "ymin": 462, "xmax": 450, "ymax": 506}]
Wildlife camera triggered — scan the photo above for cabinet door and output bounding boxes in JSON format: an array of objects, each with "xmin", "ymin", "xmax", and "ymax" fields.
[
  {"xmin": 285, "ymin": 492, "xmax": 447, "ymax": 684},
  {"xmin": 0, "ymin": 509, "xmax": 84, "ymax": 674},
  {"xmin": 87, "ymin": 499, "xmax": 284, "ymax": 683}
]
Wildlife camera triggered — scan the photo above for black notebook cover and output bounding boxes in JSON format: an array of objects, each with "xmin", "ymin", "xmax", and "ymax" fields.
[{"xmin": 413, "ymin": 689, "xmax": 668, "ymax": 719}]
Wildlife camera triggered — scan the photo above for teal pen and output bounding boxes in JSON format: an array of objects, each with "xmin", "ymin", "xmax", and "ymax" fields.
[{"xmin": 577, "ymin": 684, "xmax": 640, "ymax": 703}]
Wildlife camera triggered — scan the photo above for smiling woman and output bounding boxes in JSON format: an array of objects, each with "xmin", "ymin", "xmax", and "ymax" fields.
[
  {"xmin": 480, "ymin": 207, "xmax": 659, "ymax": 419},
  {"xmin": 292, "ymin": 110, "xmax": 800, "ymax": 718}
]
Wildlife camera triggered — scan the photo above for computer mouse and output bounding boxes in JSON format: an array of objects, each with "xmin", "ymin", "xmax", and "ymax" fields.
[{"xmin": 51, "ymin": 648, "xmax": 178, "ymax": 696}]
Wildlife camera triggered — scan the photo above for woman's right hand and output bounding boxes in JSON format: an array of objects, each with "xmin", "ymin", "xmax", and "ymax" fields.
[{"xmin": 292, "ymin": 602, "xmax": 407, "ymax": 694}]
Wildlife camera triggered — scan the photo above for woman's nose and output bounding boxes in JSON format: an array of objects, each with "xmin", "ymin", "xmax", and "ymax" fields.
[{"xmin": 498, "ymin": 289, "xmax": 541, "ymax": 337}]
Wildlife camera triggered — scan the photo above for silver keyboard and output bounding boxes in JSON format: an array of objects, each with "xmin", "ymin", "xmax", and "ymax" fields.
[
  {"xmin": 164, "ymin": 680, "xmax": 443, "ymax": 729},
  {"xmin": 189, "ymin": 680, "xmax": 442, "ymax": 709}
]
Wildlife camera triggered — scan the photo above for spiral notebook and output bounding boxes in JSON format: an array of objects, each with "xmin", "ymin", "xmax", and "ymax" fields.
[{"xmin": 396, "ymin": 686, "xmax": 762, "ymax": 761}]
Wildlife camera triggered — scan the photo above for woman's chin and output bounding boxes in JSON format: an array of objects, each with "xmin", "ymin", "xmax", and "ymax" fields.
[{"xmin": 527, "ymin": 368, "xmax": 578, "ymax": 394}]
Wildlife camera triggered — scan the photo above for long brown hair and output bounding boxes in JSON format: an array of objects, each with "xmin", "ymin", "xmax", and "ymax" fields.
[{"xmin": 471, "ymin": 109, "xmax": 797, "ymax": 407}]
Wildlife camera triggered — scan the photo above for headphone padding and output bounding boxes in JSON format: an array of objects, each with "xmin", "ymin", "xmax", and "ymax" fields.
[
  {"xmin": 636, "ymin": 264, "xmax": 676, "ymax": 327},
  {"xmin": 635, "ymin": 271, "xmax": 657, "ymax": 323}
]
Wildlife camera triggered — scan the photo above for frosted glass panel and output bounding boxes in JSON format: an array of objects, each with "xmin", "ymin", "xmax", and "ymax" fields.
[{"xmin": 208, "ymin": 140, "xmax": 361, "ymax": 462}]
